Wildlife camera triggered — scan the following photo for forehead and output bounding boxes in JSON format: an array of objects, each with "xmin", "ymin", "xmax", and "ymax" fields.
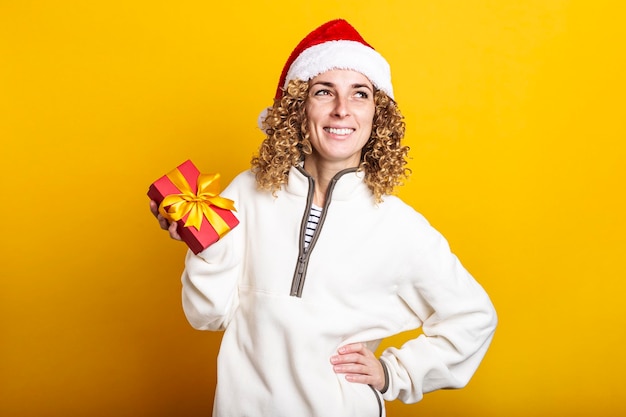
[{"xmin": 310, "ymin": 69, "xmax": 373, "ymax": 87}]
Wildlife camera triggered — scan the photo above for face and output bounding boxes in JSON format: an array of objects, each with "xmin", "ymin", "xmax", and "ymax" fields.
[{"xmin": 304, "ymin": 69, "xmax": 375, "ymax": 170}]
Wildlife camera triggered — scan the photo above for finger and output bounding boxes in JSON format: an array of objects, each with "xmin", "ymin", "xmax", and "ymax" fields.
[
  {"xmin": 151, "ymin": 200, "xmax": 173, "ymax": 231},
  {"xmin": 149, "ymin": 200, "xmax": 159, "ymax": 217},
  {"xmin": 168, "ymin": 220, "xmax": 182, "ymax": 240},
  {"xmin": 337, "ymin": 342, "xmax": 365, "ymax": 355},
  {"xmin": 332, "ymin": 362, "xmax": 370, "ymax": 375},
  {"xmin": 344, "ymin": 373, "xmax": 377, "ymax": 386},
  {"xmin": 330, "ymin": 352, "xmax": 365, "ymax": 365},
  {"xmin": 157, "ymin": 214, "xmax": 170, "ymax": 230}
]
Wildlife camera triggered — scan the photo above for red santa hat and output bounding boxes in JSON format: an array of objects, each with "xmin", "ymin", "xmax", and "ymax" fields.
[
  {"xmin": 275, "ymin": 19, "xmax": 393, "ymax": 100},
  {"xmin": 260, "ymin": 19, "xmax": 393, "ymax": 129}
]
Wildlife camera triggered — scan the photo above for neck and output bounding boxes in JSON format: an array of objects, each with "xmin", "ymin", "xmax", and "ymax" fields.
[{"xmin": 303, "ymin": 156, "xmax": 359, "ymax": 206}]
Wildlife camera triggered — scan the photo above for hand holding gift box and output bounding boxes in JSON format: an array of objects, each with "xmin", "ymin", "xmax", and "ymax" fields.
[{"xmin": 148, "ymin": 160, "xmax": 239, "ymax": 254}]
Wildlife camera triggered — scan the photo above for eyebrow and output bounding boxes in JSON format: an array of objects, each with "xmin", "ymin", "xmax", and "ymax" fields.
[{"xmin": 312, "ymin": 81, "xmax": 374, "ymax": 92}]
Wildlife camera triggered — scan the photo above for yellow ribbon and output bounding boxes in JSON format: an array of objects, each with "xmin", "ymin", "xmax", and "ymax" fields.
[{"xmin": 159, "ymin": 168, "xmax": 236, "ymax": 237}]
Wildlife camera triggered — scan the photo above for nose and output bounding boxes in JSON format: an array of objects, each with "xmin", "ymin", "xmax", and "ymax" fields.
[{"xmin": 332, "ymin": 96, "xmax": 349, "ymax": 118}]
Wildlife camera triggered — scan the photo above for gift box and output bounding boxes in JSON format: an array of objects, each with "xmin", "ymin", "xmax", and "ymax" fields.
[{"xmin": 148, "ymin": 160, "xmax": 239, "ymax": 254}]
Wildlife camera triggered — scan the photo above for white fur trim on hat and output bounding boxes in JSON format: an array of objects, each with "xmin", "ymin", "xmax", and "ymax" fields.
[{"xmin": 284, "ymin": 40, "xmax": 394, "ymax": 100}]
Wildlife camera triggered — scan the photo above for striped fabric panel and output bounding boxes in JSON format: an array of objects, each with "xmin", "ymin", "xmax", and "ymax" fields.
[{"xmin": 304, "ymin": 205, "xmax": 323, "ymax": 250}]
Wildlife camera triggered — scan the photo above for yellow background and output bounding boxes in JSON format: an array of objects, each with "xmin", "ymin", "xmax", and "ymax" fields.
[{"xmin": 1, "ymin": 1, "xmax": 625, "ymax": 416}]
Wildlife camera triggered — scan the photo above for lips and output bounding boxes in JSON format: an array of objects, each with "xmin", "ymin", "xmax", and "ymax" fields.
[{"xmin": 325, "ymin": 127, "xmax": 354, "ymax": 135}]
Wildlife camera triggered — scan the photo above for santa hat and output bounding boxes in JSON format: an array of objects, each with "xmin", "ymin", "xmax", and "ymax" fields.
[
  {"xmin": 260, "ymin": 19, "xmax": 393, "ymax": 128},
  {"xmin": 276, "ymin": 19, "xmax": 393, "ymax": 100}
]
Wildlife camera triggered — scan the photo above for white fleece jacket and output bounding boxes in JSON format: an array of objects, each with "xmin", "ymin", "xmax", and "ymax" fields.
[{"xmin": 181, "ymin": 166, "xmax": 497, "ymax": 417}]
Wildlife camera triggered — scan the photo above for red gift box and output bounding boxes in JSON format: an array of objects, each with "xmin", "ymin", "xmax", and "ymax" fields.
[{"xmin": 148, "ymin": 160, "xmax": 239, "ymax": 254}]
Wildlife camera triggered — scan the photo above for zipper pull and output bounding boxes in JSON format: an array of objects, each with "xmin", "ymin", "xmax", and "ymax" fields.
[{"xmin": 291, "ymin": 254, "xmax": 308, "ymax": 296}]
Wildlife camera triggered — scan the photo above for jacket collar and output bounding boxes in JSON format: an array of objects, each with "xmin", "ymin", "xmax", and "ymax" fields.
[{"xmin": 286, "ymin": 165, "xmax": 371, "ymax": 201}]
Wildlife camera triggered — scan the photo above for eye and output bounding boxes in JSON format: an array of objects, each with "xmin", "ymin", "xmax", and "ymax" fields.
[
  {"xmin": 314, "ymin": 89, "xmax": 331, "ymax": 96},
  {"xmin": 355, "ymin": 90, "xmax": 370, "ymax": 99}
]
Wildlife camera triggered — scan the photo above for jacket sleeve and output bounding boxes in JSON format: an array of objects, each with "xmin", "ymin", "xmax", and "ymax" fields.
[
  {"xmin": 379, "ymin": 222, "xmax": 497, "ymax": 403},
  {"xmin": 180, "ymin": 177, "xmax": 246, "ymax": 332}
]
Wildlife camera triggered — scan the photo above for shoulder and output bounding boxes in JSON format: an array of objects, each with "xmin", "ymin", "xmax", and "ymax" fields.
[
  {"xmin": 379, "ymin": 195, "xmax": 431, "ymax": 226},
  {"xmin": 371, "ymin": 200, "xmax": 462, "ymax": 277},
  {"xmin": 376, "ymin": 195, "xmax": 451, "ymax": 250},
  {"xmin": 224, "ymin": 169, "xmax": 257, "ymax": 190},
  {"xmin": 220, "ymin": 169, "xmax": 257, "ymax": 200}
]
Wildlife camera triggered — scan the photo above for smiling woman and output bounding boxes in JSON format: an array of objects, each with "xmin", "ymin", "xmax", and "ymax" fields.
[{"xmin": 150, "ymin": 18, "xmax": 497, "ymax": 417}]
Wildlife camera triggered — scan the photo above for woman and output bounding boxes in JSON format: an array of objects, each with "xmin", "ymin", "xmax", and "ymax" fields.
[{"xmin": 151, "ymin": 19, "xmax": 497, "ymax": 417}]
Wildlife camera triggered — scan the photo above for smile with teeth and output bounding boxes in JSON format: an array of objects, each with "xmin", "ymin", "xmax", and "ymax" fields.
[{"xmin": 325, "ymin": 127, "xmax": 354, "ymax": 135}]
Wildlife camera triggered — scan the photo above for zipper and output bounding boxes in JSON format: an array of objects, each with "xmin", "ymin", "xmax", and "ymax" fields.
[
  {"xmin": 368, "ymin": 385, "xmax": 384, "ymax": 417},
  {"xmin": 290, "ymin": 169, "xmax": 315, "ymax": 297},
  {"xmin": 289, "ymin": 166, "xmax": 357, "ymax": 298},
  {"xmin": 290, "ymin": 253, "xmax": 309, "ymax": 296}
]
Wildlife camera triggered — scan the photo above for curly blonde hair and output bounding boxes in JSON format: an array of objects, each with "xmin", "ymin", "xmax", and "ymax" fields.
[{"xmin": 251, "ymin": 79, "xmax": 410, "ymax": 202}]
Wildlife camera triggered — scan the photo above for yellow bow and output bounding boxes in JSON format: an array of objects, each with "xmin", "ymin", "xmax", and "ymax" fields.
[{"xmin": 159, "ymin": 169, "xmax": 236, "ymax": 237}]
